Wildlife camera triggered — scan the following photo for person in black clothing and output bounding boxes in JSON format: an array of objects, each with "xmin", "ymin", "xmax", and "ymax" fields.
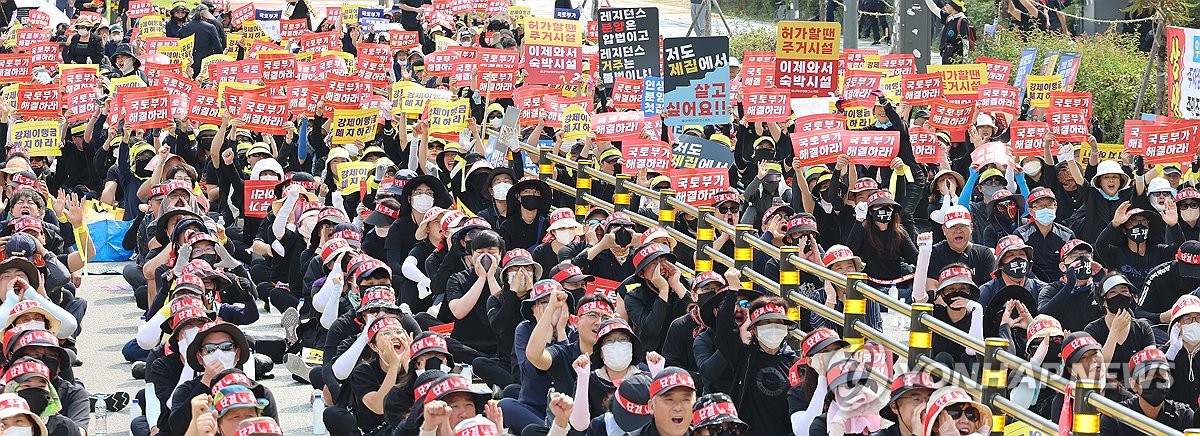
[
  {"xmin": 635, "ymin": 367, "xmax": 696, "ymax": 436},
  {"xmin": 1067, "ymin": 159, "xmax": 1141, "ymax": 243},
  {"xmin": 927, "ymin": 264, "xmax": 983, "ymax": 369},
  {"xmin": 62, "ymin": 16, "xmax": 104, "ymax": 65},
  {"xmin": 109, "ymin": 44, "xmax": 149, "ymax": 84},
  {"xmin": 1086, "ymin": 273, "xmax": 1157, "ymax": 381},
  {"xmin": 1138, "ymin": 241, "xmax": 1200, "ymax": 339},
  {"xmin": 5, "ymin": 356, "xmax": 83, "ymax": 436},
  {"xmin": 622, "ymin": 243, "xmax": 691, "ymax": 353},
  {"xmin": 478, "ymin": 248, "xmax": 541, "ymax": 389},
  {"xmin": 1175, "ymin": 187, "xmax": 1200, "ymax": 240},
  {"xmin": 1094, "ymin": 201, "xmax": 1181, "ymax": 293},
  {"xmin": 714, "ymin": 294, "xmax": 796, "ymax": 435},
  {"xmin": 923, "ymin": 0, "xmax": 971, "ymax": 64},
  {"xmin": 476, "ymin": 168, "xmax": 516, "ymax": 229},
  {"xmin": 689, "ymin": 393, "xmax": 747, "ymax": 436},
  {"xmin": 444, "ymin": 230, "xmax": 504, "ymax": 362},
  {"xmin": 530, "ymin": 209, "xmax": 580, "ymax": 278},
  {"xmin": 166, "ymin": 2, "xmax": 190, "ymax": 37},
  {"xmin": 1161, "ymin": 295, "xmax": 1200, "ymax": 408},
  {"xmin": 1038, "ymin": 239, "xmax": 1108, "ymax": 333},
  {"xmin": 1099, "ymin": 348, "xmax": 1195, "ymax": 436},
  {"xmin": 348, "ymin": 316, "xmax": 413, "ymax": 436},
  {"xmin": 397, "ymin": 0, "xmax": 425, "ymax": 31},
  {"xmin": 285, "ymin": 0, "xmax": 313, "ymax": 30},
  {"xmin": 845, "ymin": 191, "xmax": 917, "ymax": 293},
  {"xmin": 874, "ymin": 372, "xmax": 938, "ymax": 436},
  {"xmin": 497, "ymin": 177, "xmax": 552, "ymax": 251},
  {"xmin": 571, "ymin": 212, "xmax": 638, "ymax": 283},
  {"xmin": 1014, "ymin": 187, "xmax": 1075, "ymax": 282},
  {"xmin": 662, "ymin": 271, "xmax": 727, "ymax": 375},
  {"xmin": 178, "ymin": 4, "xmax": 224, "ymax": 78},
  {"xmin": 923, "ymin": 205, "xmax": 997, "ymax": 294}
]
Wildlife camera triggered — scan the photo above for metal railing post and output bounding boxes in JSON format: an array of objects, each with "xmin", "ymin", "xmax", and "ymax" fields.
[
  {"xmin": 908, "ymin": 303, "xmax": 934, "ymax": 370},
  {"xmin": 657, "ymin": 189, "xmax": 676, "ymax": 228},
  {"xmin": 538, "ymin": 146, "xmax": 554, "ymax": 182},
  {"xmin": 733, "ymin": 224, "xmax": 753, "ymax": 290},
  {"xmin": 613, "ymin": 174, "xmax": 631, "ymax": 213},
  {"xmin": 1073, "ymin": 380, "xmax": 1102, "ymax": 436},
  {"xmin": 982, "ymin": 338, "xmax": 1009, "ymax": 436},
  {"xmin": 575, "ymin": 160, "xmax": 593, "ymax": 220},
  {"xmin": 695, "ymin": 207, "xmax": 715, "ymax": 273},
  {"xmin": 779, "ymin": 246, "xmax": 801, "ymax": 321},
  {"xmin": 842, "ymin": 272, "xmax": 867, "ymax": 352}
]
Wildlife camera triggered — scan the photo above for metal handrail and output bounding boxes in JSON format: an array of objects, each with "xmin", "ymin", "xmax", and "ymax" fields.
[{"xmin": 504, "ymin": 137, "xmax": 1191, "ymax": 436}]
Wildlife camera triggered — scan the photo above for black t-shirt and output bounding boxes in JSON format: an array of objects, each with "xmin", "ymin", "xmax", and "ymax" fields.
[
  {"xmin": 544, "ymin": 342, "xmax": 582, "ymax": 395},
  {"xmin": 927, "ymin": 241, "xmax": 997, "ymax": 285},
  {"xmin": 1085, "ymin": 316, "xmax": 1157, "ymax": 376},
  {"xmin": 401, "ymin": 0, "xmax": 424, "ymax": 31},
  {"xmin": 498, "ymin": 213, "xmax": 549, "ymax": 252},
  {"xmin": 350, "ymin": 359, "xmax": 396, "ymax": 434},
  {"xmin": 445, "ymin": 269, "xmax": 498, "ymax": 356}
]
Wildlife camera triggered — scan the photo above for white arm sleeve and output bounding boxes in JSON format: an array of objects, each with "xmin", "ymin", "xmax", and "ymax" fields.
[
  {"xmin": 791, "ymin": 374, "xmax": 827, "ymax": 436},
  {"xmin": 0, "ymin": 290, "xmax": 21, "ymax": 320},
  {"xmin": 320, "ymin": 296, "xmax": 340, "ymax": 329},
  {"xmin": 912, "ymin": 242, "xmax": 933, "ymax": 303},
  {"xmin": 332, "ymin": 332, "xmax": 370, "ymax": 380},
  {"xmin": 273, "ymin": 190, "xmax": 300, "ymax": 239},
  {"xmin": 569, "ymin": 367, "xmax": 591, "ymax": 431},
  {"xmin": 313, "ymin": 263, "xmax": 343, "ymax": 312},
  {"xmin": 24, "ymin": 290, "xmax": 78, "ymax": 339},
  {"xmin": 136, "ymin": 311, "xmax": 169, "ymax": 350},
  {"xmin": 965, "ymin": 302, "xmax": 984, "ymax": 356},
  {"xmin": 402, "ymin": 256, "xmax": 430, "ymax": 284}
]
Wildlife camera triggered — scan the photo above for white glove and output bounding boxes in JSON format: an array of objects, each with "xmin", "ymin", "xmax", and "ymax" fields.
[
  {"xmin": 1167, "ymin": 324, "xmax": 1184, "ymax": 360},
  {"xmin": 417, "ymin": 278, "xmax": 432, "ymax": 299},
  {"xmin": 1031, "ymin": 337, "xmax": 1049, "ymax": 365},
  {"xmin": 854, "ymin": 202, "xmax": 867, "ymax": 222}
]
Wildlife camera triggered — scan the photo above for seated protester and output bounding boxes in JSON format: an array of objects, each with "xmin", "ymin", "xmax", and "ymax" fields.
[
  {"xmin": 347, "ymin": 316, "xmax": 413, "ymax": 436},
  {"xmin": 497, "ymin": 281, "xmax": 578, "ymax": 430},
  {"xmin": 300, "ymin": 225, "xmax": 363, "ymax": 311},
  {"xmin": 234, "ymin": 417, "xmax": 285, "ymax": 436},
  {"xmin": 1162, "ymin": 295, "xmax": 1200, "ymax": 407},
  {"xmin": 1067, "ymin": 160, "xmax": 1142, "ymax": 243},
  {"xmin": 794, "ymin": 357, "xmax": 889, "ymax": 435},
  {"xmin": 1044, "ymin": 332, "xmax": 1127, "ymax": 419},
  {"xmin": 117, "ymin": 140, "xmax": 160, "ymax": 220},
  {"xmin": 547, "ymin": 263, "xmax": 595, "ymax": 305},
  {"xmin": 248, "ymin": 173, "xmax": 319, "ymax": 295},
  {"xmin": 979, "ymin": 235, "xmax": 1047, "ymax": 312},
  {"xmin": 1014, "ymin": 187, "xmax": 1075, "ymax": 282},
  {"xmin": 452, "ymin": 158, "xmax": 496, "ymax": 217},
  {"xmin": 696, "ymin": 283, "xmax": 763, "ymax": 396},
  {"xmin": 184, "ymin": 385, "xmax": 271, "ymax": 436},
  {"xmin": 569, "ymin": 372, "xmax": 652, "ymax": 433},
  {"xmin": 1086, "ymin": 273, "xmax": 1157, "ymax": 380},
  {"xmin": 398, "ymin": 207, "xmax": 447, "ymax": 313},
  {"xmin": 750, "ymin": 205, "xmax": 793, "ymax": 273},
  {"xmin": 706, "ymin": 191, "xmax": 742, "ymax": 274},
  {"xmin": 578, "ymin": 319, "xmax": 661, "ymax": 422},
  {"xmin": 920, "ymin": 387, "xmax": 992, "ymax": 436},
  {"xmin": 1038, "ymin": 239, "xmax": 1107, "ymax": 332},
  {"xmin": 444, "ymin": 229, "xmax": 505, "ymax": 361},
  {"xmin": 622, "ymin": 243, "xmax": 692, "ymax": 353},
  {"xmin": 3, "ymin": 330, "xmax": 88, "ymax": 429},
  {"xmin": 662, "ymin": 272, "xmax": 727, "ymax": 374},
  {"xmin": 812, "ymin": 245, "xmax": 882, "ymax": 331},
  {"xmin": 290, "ymin": 208, "xmax": 349, "ymax": 298},
  {"xmin": 5, "ymin": 300, "xmax": 76, "ymax": 341},
  {"xmin": 1099, "ymin": 349, "xmax": 1194, "ymax": 436},
  {"xmin": 167, "ymin": 322, "xmax": 265, "ymax": 433},
  {"xmin": 4, "ymin": 357, "xmax": 82, "ymax": 436},
  {"xmin": 985, "ymin": 285, "xmax": 1038, "ymax": 342},
  {"xmin": 385, "ymin": 175, "xmax": 453, "ymax": 289},
  {"xmin": 525, "ymin": 290, "xmax": 615, "ymax": 421},
  {"xmin": 532, "ymin": 209, "xmax": 581, "ymax": 280},
  {"xmin": 846, "ymin": 191, "xmax": 918, "ymax": 293},
  {"xmin": 179, "ymin": 256, "xmax": 257, "ymax": 326},
  {"xmin": 383, "ymin": 334, "xmax": 454, "ymax": 424},
  {"xmin": 715, "ymin": 293, "xmax": 796, "ymax": 435},
  {"xmin": 979, "ymin": 188, "xmax": 1028, "ymax": 248},
  {"xmin": 763, "ymin": 214, "xmax": 825, "ymax": 314},
  {"xmin": 571, "ymin": 212, "xmax": 638, "ymax": 283},
  {"xmin": 142, "ymin": 301, "xmax": 211, "ymax": 435},
  {"xmin": 0, "ymin": 393, "xmax": 49, "ymax": 436},
  {"xmin": 740, "ymin": 161, "xmax": 792, "ymax": 227},
  {"xmin": 1095, "ymin": 201, "xmax": 1181, "ymax": 293},
  {"xmin": 361, "ymin": 199, "xmax": 402, "ymax": 266},
  {"xmin": 921, "ymin": 265, "xmax": 984, "ymax": 369},
  {"xmin": 1135, "ymin": 176, "xmax": 1177, "ymax": 214},
  {"xmin": 957, "ymin": 166, "xmax": 1018, "ymax": 243},
  {"xmin": 1140, "ymin": 242, "xmax": 1200, "ymax": 340},
  {"xmin": 480, "ymin": 249, "xmax": 543, "ymax": 388},
  {"xmin": 875, "ymin": 372, "xmax": 938, "ymax": 436},
  {"xmin": 497, "ymin": 176, "xmax": 553, "ymax": 251},
  {"xmin": 689, "ymin": 393, "xmax": 747, "ymax": 436},
  {"xmin": 1175, "ymin": 188, "xmax": 1200, "ymax": 240},
  {"xmin": 1011, "ymin": 316, "xmax": 1067, "ymax": 414},
  {"xmin": 415, "ymin": 374, "xmax": 495, "ymax": 436},
  {"xmin": 922, "ymin": 206, "xmax": 997, "ymax": 293},
  {"xmin": 476, "ymin": 168, "xmax": 516, "ymax": 229},
  {"xmin": 639, "ymin": 227, "xmax": 679, "ymax": 266},
  {"xmin": 428, "ymin": 217, "xmax": 492, "ymax": 315},
  {"xmin": 635, "ymin": 367, "xmax": 696, "ymax": 436}
]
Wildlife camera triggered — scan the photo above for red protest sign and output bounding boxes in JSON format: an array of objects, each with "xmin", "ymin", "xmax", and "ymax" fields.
[
  {"xmin": 620, "ymin": 140, "xmax": 672, "ymax": 175},
  {"xmin": 389, "ymin": 30, "xmax": 420, "ymax": 51},
  {"xmin": 971, "ymin": 142, "xmax": 1013, "ymax": 168},
  {"xmin": 279, "ymin": 19, "xmax": 308, "ymax": 39},
  {"xmin": 1045, "ymin": 108, "xmax": 1088, "ymax": 143},
  {"xmin": 296, "ymin": 55, "xmax": 343, "ymax": 82},
  {"xmin": 1049, "ymin": 91, "xmax": 1093, "ymax": 118},
  {"xmin": 231, "ymin": 3, "xmax": 256, "ymax": 26},
  {"xmin": 977, "ymin": 83, "xmax": 1020, "ymax": 119},
  {"xmin": 910, "ymin": 127, "xmax": 943, "ymax": 164},
  {"xmin": 775, "ymin": 59, "xmax": 837, "ymax": 98},
  {"xmin": 143, "ymin": 37, "xmax": 178, "ymax": 54},
  {"xmin": 586, "ymin": 277, "xmax": 621, "ymax": 300},
  {"xmin": 424, "ymin": 50, "xmax": 460, "ymax": 76},
  {"xmin": 928, "ymin": 100, "xmax": 975, "ymax": 142},
  {"xmin": 27, "ymin": 42, "xmax": 59, "ymax": 68},
  {"xmin": 741, "ymin": 51, "xmax": 776, "ymax": 89},
  {"xmin": 15, "ymin": 29, "xmax": 49, "ymax": 51},
  {"xmin": 743, "ymin": 89, "xmax": 790, "ymax": 123},
  {"xmin": 189, "ymin": 88, "xmax": 220, "ymax": 124},
  {"xmin": 243, "ymin": 180, "xmax": 279, "ymax": 218},
  {"xmin": 477, "ymin": 48, "xmax": 520, "ymax": 72},
  {"xmin": 168, "ymin": 93, "xmax": 189, "ymax": 120},
  {"xmin": 259, "ymin": 52, "xmax": 297, "ymax": 84},
  {"xmin": 297, "ymin": 32, "xmax": 339, "ymax": 54},
  {"xmin": 842, "ymin": 131, "xmax": 900, "ymax": 167},
  {"xmin": 673, "ymin": 168, "xmax": 731, "ymax": 207},
  {"xmin": 795, "ymin": 113, "xmax": 847, "ymax": 133},
  {"xmin": 26, "ymin": 10, "xmax": 50, "ymax": 28},
  {"xmin": 66, "ymin": 89, "xmax": 99, "ymax": 123},
  {"xmin": 857, "ymin": 344, "xmax": 894, "ymax": 378},
  {"xmin": 515, "ymin": 86, "xmax": 556, "ymax": 126},
  {"xmin": 1009, "ymin": 121, "xmax": 1052, "ymax": 157},
  {"xmin": 880, "ymin": 54, "xmax": 916, "ymax": 76},
  {"xmin": 542, "ymin": 95, "xmax": 593, "ymax": 128},
  {"xmin": 127, "ymin": 0, "xmax": 154, "ymax": 17},
  {"xmin": 1124, "ymin": 120, "xmax": 1156, "ymax": 156},
  {"xmin": 792, "ymin": 129, "xmax": 844, "ymax": 166},
  {"xmin": 208, "ymin": 61, "xmax": 241, "ymax": 84},
  {"xmin": 15, "ymin": 84, "xmax": 60, "ymax": 119},
  {"xmin": 901, "ymin": 73, "xmax": 943, "ymax": 105},
  {"xmin": 324, "ymin": 74, "xmax": 370, "ymax": 109},
  {"xmin": 478, "ymin": 70, "xmax": 517, "ymax": 99},
  {"xmin": 977, "ymin": 58, "xmax": 1013, "ymax": 84},
  {"xmin": 1143, "ymin": 123, "xmax": 1198, "ymax": 165},
  {"xmin": 842, "ymin": 70, "xmax": 883, "ymax": 101},
  {"xmin": 122, "ymin": 88, "xmax": 171, "ymax": 129},
  {"xmin": 356, "ymin": 54, "xmax": 391, "ymax": 89},
  {"xmin": 612, "ymin": 77, "xmax": 643, "ymax": 111},
  {"xmin": 222, "ymin": 86, "xmax": 264, "ymax": 117},
  {"xmin": 0, "ymin": 54, "xmax": 33, "ymax": 84},
  {"xmin": 145, "ymin": 62, "xmax": 181, "ymax": 86},
  {"xmin": 287, "ymin": 81, "xmax": 317, "ymax": 116},
  {"xmin": 238, "ymin": 94, "xmax": 289, "ymax": 135},
  {"xmin": 592, "ymin": 111, "xmax": 645, "ymax": 142},
  {"xmin": 524, "ymin": 43, "xmax": 583, "ymax": 87},
  {"xmin": 60, "ymin": 67, "xmax": 97, "ymax": 95}
]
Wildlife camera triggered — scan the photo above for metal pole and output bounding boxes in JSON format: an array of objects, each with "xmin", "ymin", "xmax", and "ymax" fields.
[
  {"xmin": 779, "ymin": 246, "xmax": 801, "ymax": 319},
  {"xmin": 842, "ymin": 0, "xmax": 859, "ymax": 50},
  {"xmin": 538, "ymin": 146, "xmax": 554, "ymax": 182},
  {"xmin": 695, "ymin": 207, "xmax": 715, "ymax": 273},
  {"xmin": 733, "ymin": 224, "xmax": 753, "ymax": 289},
  {"xmin": 575, "ymin": 160, "xmax": 593, "ymax": 221},
  {"xmin": 1073, "ymin": 380, "xmax": 1102, "ymax": 436},
  {"xmin": 981, "ymin": 338, "xmax": 1009, "ymax": 436},
  {"xmin": 908, "ymin": 303, "xmax": 934, "ymax": 370},
  {"xmin": 613, "ymin": 174, "xmax": 631, "ymax": 212},
  {"xmin": 657, "ymin": 189, "xmax": 676, "ymax": 228},
  {"xmin": 842, "ymin": 272, "xmax": 867, "ymax": 352}
]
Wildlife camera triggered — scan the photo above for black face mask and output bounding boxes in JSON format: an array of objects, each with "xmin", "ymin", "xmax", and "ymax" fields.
[
  {"xmin": 1127, "ymin": 224, "xmax": 1149, "ymax": 243},
  {"xmin": 135, "ymin": 158, "xmax": 153, "ymax": 177},
  {"xmin": 1044, "ymin": 343, "xmax": 1063, "ymax": 364},
  {"xmin": 424, "ymin": 357, "xmax": 444, "ymax": 371},
  {"xmin": 17, "ymin": 388, "xmax": 49, "ymax": 414},
  {"xmin": 1106, "ymin": 294, "xmax": 1134, "ymax": 314},
  {"xmin": 943, "ymin": 291, "xmax": 970, "ymax": 305},
  {"xmin": 872, "ymin": 208, "xmax": 894, "ymax": 223},
  {"xmin": 519, "ymin": 195, "xmax": 540, "ymax": 211},
  {"xmin": 1073, "ymin": 257, "xmax": 1093, "ymax": 278},
  {"xmin": 197, "ymin": 253, "xmax": 220, "ymax": 265},
  {"xmin": 614, "ymin": 229, "xmax": 633, "ymax": 247},
  {"xmin": 1139, "ymin": 378, "xmax": 1171, "ymax": 406},
  {"xmin": 467, "ymin": 173, "xmax": 489, "ymax": 189},
  {"xmin": 753, "ymin": 148, "xmax": 774, "ymax": 162},
  {"xmin": 1002, "ymin": 259, "xmax": 1028, "ymax": 278},
  {"xmin": 611, "ymin": 163, "xmax": 623, "ymax": 174},
  {"xmin": 685, "ymin": 218, "xmax": 697, "ymax": 231}
]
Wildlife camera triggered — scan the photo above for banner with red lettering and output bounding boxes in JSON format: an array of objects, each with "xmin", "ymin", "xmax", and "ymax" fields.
[
  {"xmin": 842, "ymin": 131, "xmax": 900, "ymax": 166},
  {"xmin": 27, "ymin": 10, "xmax": 50, "ymax": 28},
  {"xmin": 231, "ymin": 3, "xmax": 256, "ymax": 26},
  {"xmin": 673, "ymin": 168, "xmax": 731, "ymax": 207},
  {"xmin": 122, "ymin": 88, "xmax": 171, "ymax": 129},
  {"xmin": 621, "ymin": 140, "xmax": 672, "ymax": 175},
  {"xmin": 324, "ymin": 74, "xmax": 369, "ymax": 109},
  {"xmin": 928, "ymin": 100, "xmax": 975, "ymax": 142},
  {"xmin": 1045, "ymin": 108, "xmax": 1088, "ymax": 143},
  {"xmin": 792, "ymin": 129, "xmax": 844, "ymax": 166},
  {"xmin": 743, "ymin": 89, "xmax": 790, "ymax": 123},
  {"xmin": 296, "ymin": 56, "xmax": 342, "ymax": 82},
  {"xmin": 1143, "ymin": 123, "xmax": 1198, "ymax": 165},
  {"xmin": 795, "ymin": 113, "xmax": 846, "ymax": 133},
  {"xmin": 28, "ymin": 42, "xmax": 59, "ymax": 68},
  {"xmin": 16, "ymin": 84, "xmax": 59, "ymax": 119},
  {"xmin": 1124, "ymin": 120, "xmax": 1156, "ymax": 155},
  {"xmin": 901, "ymin": 73, "xmax": 942, "ymax": 104},
  {"xmin": 880, "ymin": 54, "xmax": 916, "ymax": 76},
  {"xmin": 977, "ymin": 58, "xmax": 1013, "ymax": 84},
  {"xmin": 0, "ymin": 54, "xmax": 34, "ymax": 84},
  {"xmin": 243, "ymin": 180, "xmax": 279, "ymax": 218},
  {"xmin": 207, "ymin": 61, "xmax": 240, "ymax": 84},
  {"xmin": 1009, "ymin": 121, "xmax": 1052, "ymax": 156},
  {"xmin": 279, "ymin": 19, "xmax": 308, "ymax": 39},
  {"xmin": 842, "ymin": 70, "xmax": 883, "ymax": 100},
  {"xmin": 741, "ymin": 51, "xmax": 775, "ymax": 88},
  {"xmin": 515, "ymin": 86, "xmax": 557, "ymax": 126},
  {"xmin": 977, "ymin": 83, "xmax": 1020, "ymax": 119},
  {"xmin": 297, "ymin": 32, "xmax": 339, "ymax": 54},
  {"xmin": 238, "ymin": 94, "xmax": 289, "ymax": 135},
  {"xmin": 593, "ymin": 111, "xmax": 645, "ymax": 141},
  {"xmin": 189, "ymin": 88, "xmax": 221, "ymax": 124},
  {"xmin": 910, "ymin": 127, "xmax": 943, "ymax": 164},
  {"xmin": 1049, "ymin": 91, "xmax": 1093, "ymax": 118}
]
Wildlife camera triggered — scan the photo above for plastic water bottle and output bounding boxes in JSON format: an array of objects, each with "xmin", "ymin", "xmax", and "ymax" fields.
[
  {"xmin": 93, "ymin": 394, "xmax": 108, "ymax": 436},
  {"xmin": 299, "ymin": 298, "xmax": 306, "ymax": 310},
  {"xmin": 887, "ymin": 285, "xmax": 901, "ymax": 330},
  {"xmin": 130, "ymin": 398, "xmax": 141, "ymax": 420},
  {"xmin": 312, "ymin": 392, "xmax": 327, "ymax": 435}
]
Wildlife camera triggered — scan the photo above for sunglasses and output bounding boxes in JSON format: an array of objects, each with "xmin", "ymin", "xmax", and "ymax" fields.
[
  {"xmin": 718, "ymin": 205, "xmax": 740, "ymax": 214},
  {"xmin": 200, "ymin": 342, "xmax": 236, "ymax": 355},
  {"xmin": 945, "ymin": 405, "xmax": 979, "ymax": 421},
  {"xmin": 1180, "ymin": 202, "xmax": 1200, "ymax": 210}
]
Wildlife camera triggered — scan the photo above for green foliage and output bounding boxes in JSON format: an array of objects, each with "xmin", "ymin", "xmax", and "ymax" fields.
[
  {"xmin": 975, "ymin": 28, "xmax": 1150, "ymax": 142},
  {"xmin": 721, "ymin": 0, "xmax": 783, "ymax": 21},
  {"xmin": 729, "ymin": 26, "xmax": 778, "ymax": 59},
  {"xmin": 1125, "ymin": 0, "xmax": 1198, "ymax": 27},
  {"xmin": 965, "ymin": 0, "xmax": 999, "ymax": 30}
]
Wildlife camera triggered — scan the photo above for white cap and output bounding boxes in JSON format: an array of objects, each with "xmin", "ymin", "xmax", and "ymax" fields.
[
  {"xmin": 975, "ymin": 113, "xmax": 996, "ymax": 128},
  {"xmin": 943, "ymin": 205, "xmax": 972, "ymax": 228},
  {"xmin": 1147, "ymin": 177, "xmax": 1175, "ymax": 195}
]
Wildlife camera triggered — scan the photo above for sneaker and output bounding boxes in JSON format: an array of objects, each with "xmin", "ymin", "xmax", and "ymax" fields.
[
  {"xmin": 281, "ymin": 307, "xmax": 300, "ymax": 347},
  {"xmin": 104, "ymin": 392, "xmax": 130, "ymax": 412},
  {"xmin": 285, "ymin": 354, "xmax": 311, "ymax": 384}
]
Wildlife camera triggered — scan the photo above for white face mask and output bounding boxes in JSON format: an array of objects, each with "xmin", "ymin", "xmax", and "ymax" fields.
[
  {"xmin": 202, "ymin": 349, "xmax": 238, "ymax": 370},
  {"xmin": 1184, "ymin": 323, "xmax": 1200, "ymax": 344},
  {"xmin": 77, "ymin": 29, "xmax": 89, "ymax": 37},
  {"xmin": 756, "ymin": 324, "xmax": 788, "ymax": 349},
  {"xmin": 18, "ymin": 320, "xmax": 45, "ymax": 331},
  {"xmin": 298, "ymin": 218, "xmax": 318, "ymax": 241},
  {"xmin": 489, "ymin": 118, "xmax": 502, "ymax": 128},
  {"xmin": 1184, "ymin": 209, "xmax": 1200, "ymax": 223},
  {"xmin": 4, "ymin": 426, "xmax": 33, "ymax": 436},
  {"xmin": 412, "ymin": 194, "xmax": 435, "ymax": 213},
  {"xmin": 554, "ymin": 229, "xmax": 575, "ymax": 245},
  {"xmin": 1023, "ymin": 160, "xmax": 1043, "ymax": 177},
  {"xmin": 414, "ymin": 364, "xmax": 452, "ymax": 376},
  {"xmin": 601, "ymin": 341, "xmax": 634, "ymax": 372},
  {"xmin": 492, "ymin": 182, "xmax": 512, "ymax": 200},
  {"xmin": 182, "ymin": 327, "xmax": 200, "ymax": 344},
  {"xmin": 374, "ymin": 226, "xmax": 390, "ymax": 237}
]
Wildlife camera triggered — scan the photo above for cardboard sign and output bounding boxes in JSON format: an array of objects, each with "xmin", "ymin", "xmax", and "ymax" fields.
[
  {"xmin": 673, "ymin": 168, "xmax": 731, "ymax": 207},
  {"xmin": 593, "ymin": 111, "xmax": 645, "ymax": 141},
  {"xmin": 9, "ymin": 120, "xmax": 60, "ymax": 157},
  {"xmin": 15, "ymin": 29, "xmax": 49, "ymax": 51},
  {"xmin": 796, "ymin": 113, "xmax": 846, "ymax": 133},
  {"xmin": 910, "ymin": 127, "xmax": 943, "ymax": 164},
  {"xmin": 743, "ymin": 89, "xmax": 790, "ymax": 123},
  {"xmin": 641, "ymin": 76, "xmax": 665, "ymax": 116},
  {"xmin": 122, "ymin": 88, "xmax": 171, "ymax": 129},
  {"xmin": 238, "ymin": 94, "xmax": 289, "ymax": 135},
  {"xmin": 298, "ymin": 32, "xmax": 339, "ymax": 54},
  {"xmin": 977, "ymin": 83, "xmax": 1020, "ymax": 119},
  {"xmin": 928, "ymin": 64, "xmax": 988, "ymax": 96},
  {"xmin": 928, "ymin": 100, "xmax": 975, "ymax": 142},
  {"xmin": 334, "ymin": 161, "xmax": 373, "ymax": 195},
  {"xmin": 279, "ymin": 19, "xmax": 308, "ymax": 39},
  {"xmin": 561, "ymin": 104, "xmax": 592, "ymax": 142},
  {"xmin": 1045, "ymin": 108, "xmax": 1088, "ymax": 143},
  {"xmin": 15, "ymin": 84, "xmax": 59, "ymax": 118},
  {"xmin": 1077, "ymin": 143, "xmax": 1125, "ymax": 163},
  {"xmin": 842, "ymin": 131, "xmax": 900, "ymax": 167},
  {"xmin": 901, "ymin": 73, "xmax": 942, "ymax": 105},
  {"xmin": 621, "ymin": 140, "xmax": 672, "ymax": 175},
  {"xmin": 1009, "ymin": 121, "xmax": 1052, "ymax": 156},
  {"xmin": 136, "ymin": 15, "xmax": 165, "ymax": 39},
  {"xmin": 977, "ymin": 58, "xmax": 1013, "ymax": 84},
  {"xmin": 259, "ymin": 52, "xmax": 297, "ymax": 84},
  {"xmin": 597, "ymin": 7, "xmax": 660, "ymax": 86},
  {"xmin": 388, "ymin": 30, "xmax": 420, "ymax": 51},
  {"xmin": 673, "ymin": 134, "xmax": 734, "ymax": 169},
  {"xmin": 542, "ymin": 95, "xmax": 593, "ymax": 128},
  {"xmin": 1025, "ymin": 74, "xmax": 1062, "ymax": 108},
  {"xmin": 1142, "ymin": 123, "xmax": 1197, "ymax": 165},
  {"xmin": 243, "ymin": 180, "xmax": 279, "ymax": 218},
  {"xmin": 398, "ymin": 86, "xmax": 451, "ymax": 118},
  {"xmin": 792, "ymin": 129, "xmax": 844, "ymax": 166},
  {"xmin": 1049, "ymin": 91, "xmax": 1093, "ymax": 118},
  {"xmin": 774, "ymin": 21, "xmax": 840, "ymax": 98}
]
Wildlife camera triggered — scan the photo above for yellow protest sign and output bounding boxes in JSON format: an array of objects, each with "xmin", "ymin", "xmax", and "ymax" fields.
[
  {"xmin": 524, "ymin": 17, "xmax": 581, "ymax": 47},
  {"xmin": 331, "ymin": 108, "xmax": 379, "ymax": 145},
  {"xmin": 864, "ymin": 54, "xmax": 880, "ymax": 69},
  {"xmin": 390, "ymin": 81, "xmax": 420, "ymax": 116},
  {"xmin": 434, "ymin": 35, "xmax": 455, "ymax": 52},
  {"xmin": 1025, "ymin": 74, "xmax": 1063, "ymax": 108},
  {"xmin": 399, "ymin": 86, "xmax": 451, "ymax": 118},
  {"xmin": 226, "ymin": 33, "xmax": 243, "ymax": 52},
  {"xmin": 341, "ymin": 4, "xmax": 362, "ymax": 25},
  {"xmin": 156, "ymin": 43, "xmax": 185, "ymax": 65},
  {"xmin": 334, "ymin": 161, "xmax": 373, "ymax": 194},
  {"xmin": 775, "ymin": 21, "xmax": 840, "ymax": 60},
  {"xmin": 295, "ymin": 51, "xmax": 313, "ymax": 62},
  {"xmin": 0, "ymin": 84, "xmax": 17, "ymax": 106},
  {"xmin": 427, "ymin": 98, "xmax": 470, "ymax": 135},
  {"xmin": 137, "ymin": 15, "xmax": 165, "ymax": 39},
  {"xmin": 508, "ymin": 6, "xmax": 531, "ymax": 25},
  {"xmin": 242, "ymin": 20, "xmax": 268, "ymax": 41},
  {"xmin": 3, "ymin": 20, "xmax": 22, "ymax": 49},
  {"xmin": 843, "ymin": 102, "xmax": 875, "ymax": 130},
  {"xmin": 928, "ymin": 64, "xmax": 988, "ymax": 96},
  {"xmin": 179, "ymin": 34, "xmax": 195, "ymax": 69},
  {"xmin": 1077, "ymin": 143, "xmax": 1124, "ymax": 163},
  {"xmin": 111, "ymin": 75, "xmax": 147, "ymax": 89},
  {"xmin": 200, "ymin": 54, "xmax": 235, "ymax": 78},
  {"xmin": 881, "ymin": 75, "xmax": 902, "ymax": 104},
  {"xmin": 10, "ymin": 121, "xmax": 61, "ymax": 157},
  {"xmin": 562, "ymin": 104, "xmax": 590, "ymax": 141}
]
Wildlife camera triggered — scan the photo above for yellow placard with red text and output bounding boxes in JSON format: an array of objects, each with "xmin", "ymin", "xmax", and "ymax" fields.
[
  {"xmin": 775, "ymin": 21, "xmax": 840, "ymax": 60},
  {"xmin": 928, "ymin": 64, "xmax": 988, "ymax": 96},
  {"xmin": 1025, "ymin": 74, "xmax": 1063, "ymax": 108},
  {"xmin": 523, "ymin": 17, "xmax": 581, "ymax": 47}
]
